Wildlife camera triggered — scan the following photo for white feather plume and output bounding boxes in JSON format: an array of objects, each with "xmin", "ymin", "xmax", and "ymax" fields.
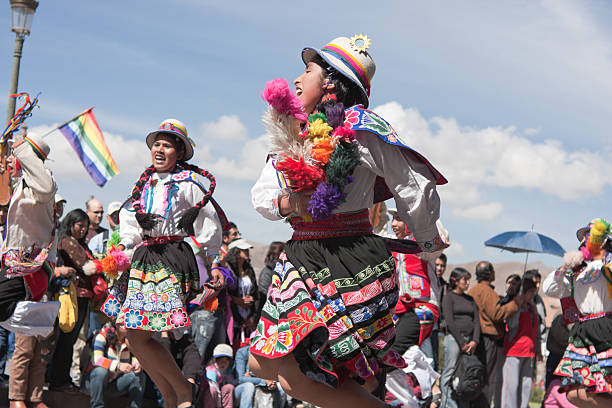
[{"xmin": 263, "ymin": 108, "xmax": 312, "ymax": 162}]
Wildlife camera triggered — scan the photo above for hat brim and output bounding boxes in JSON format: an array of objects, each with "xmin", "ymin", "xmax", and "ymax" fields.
[
  {"xmin": 576, "ymin": 227, "xmax": 589, "ymax": 242},
  {"xmin": 146, "ymin": 130, "xmax": 194, "ymax": 161},
  {"xmin": 302, "ymin": 47, "xmax": 369, "ymax": 108}
]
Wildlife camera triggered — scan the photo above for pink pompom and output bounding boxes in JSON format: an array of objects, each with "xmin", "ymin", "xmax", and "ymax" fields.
[
  {"xmin": 332, "ymin": 125, "xmax": 355, "ymax": 142},
  {"xmin": 109, "ymin": 248, "xmax": 131, "ymax": 272},
  {"xmin": 262, "ymin": 78, "xmax": 307, "ymax": 121}
]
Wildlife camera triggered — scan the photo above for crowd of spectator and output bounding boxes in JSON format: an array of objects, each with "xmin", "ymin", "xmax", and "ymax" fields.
[{"xmin": 0, "ymin": 131, "xmax": 586, "ymax": 408}]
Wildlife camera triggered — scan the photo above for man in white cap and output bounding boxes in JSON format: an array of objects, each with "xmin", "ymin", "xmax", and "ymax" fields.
[
  {"xmin": 54, "ymin": 194, "xmax": 66, "ymax": 220},
  {"xmin": 0, "ymin": 132, "xmax": 65, "ymax": 408},
  {"xmin": 88, "ymin": 200, "xmax": 122, "ymax": 257}
]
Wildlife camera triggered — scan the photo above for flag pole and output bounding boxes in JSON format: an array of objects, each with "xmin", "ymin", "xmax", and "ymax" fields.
[{"xmin": 41, "ymin": 107, "xmax": 95, "ymax": 138}]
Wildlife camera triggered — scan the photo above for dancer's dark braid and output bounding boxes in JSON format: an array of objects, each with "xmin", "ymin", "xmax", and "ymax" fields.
[
  {"xmin": 131, "ymin": 166, "xmax": 159, "ymax": 230},
  {"xmin": 176, "ymin": 162, "xmax": 216, "ymax": 236}
]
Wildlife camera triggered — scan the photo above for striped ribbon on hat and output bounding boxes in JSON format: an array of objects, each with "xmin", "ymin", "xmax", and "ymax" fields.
[{"xmin": 321, "ymin": 43, "xmax": 371, "ymax": 96}]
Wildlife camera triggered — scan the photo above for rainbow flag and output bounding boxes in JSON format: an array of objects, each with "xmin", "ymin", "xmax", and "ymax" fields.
[{"xmin": 58, "ymin": 108, "xmax": 119, "ymax": 186}]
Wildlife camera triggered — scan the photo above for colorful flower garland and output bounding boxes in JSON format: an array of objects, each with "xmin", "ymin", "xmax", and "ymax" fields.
[{"xmin": 262, "ymin": 79, "xmax": 360, "ymax": 220}]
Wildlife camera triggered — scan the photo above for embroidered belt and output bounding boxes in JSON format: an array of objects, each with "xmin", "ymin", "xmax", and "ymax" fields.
[
  {"xmin": 578, "ymin": 312, "xmax": 612, "ymax": 322},
  {"xmin": 290, "ymin": 209, "xmax": 373, "ymax": 241},
  {"xmin": 141, "ymin": 235, "xmax": 184, "ymax": 246}
]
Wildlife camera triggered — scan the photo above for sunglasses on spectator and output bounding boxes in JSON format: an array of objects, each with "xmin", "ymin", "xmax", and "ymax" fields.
[{"xmin": 91, "ymin": 210, "xmax": 104, "ymax": 214}]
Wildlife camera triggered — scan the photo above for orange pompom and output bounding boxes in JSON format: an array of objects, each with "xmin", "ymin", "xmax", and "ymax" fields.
[
  {"xmin": 312, "ymin": 138, "xmax": 335, "ymax": 165},
  {"xmin": 101, "ymin": 254, "xmax": 118, "ymax": 277}
]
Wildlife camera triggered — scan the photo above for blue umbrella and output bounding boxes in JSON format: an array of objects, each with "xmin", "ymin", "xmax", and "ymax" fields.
[{"xmin": 484, "ymin": 230, "xmax": 565, "ymax": 270}]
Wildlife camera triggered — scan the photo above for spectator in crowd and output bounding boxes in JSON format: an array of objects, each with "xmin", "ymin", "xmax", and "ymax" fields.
[
  {"xmin": 85, "ymin": 197, "xmax": 107, "ymax": 243},
  {"xmin": 48, "ymin": 209, "xmax": 102, "ymax": 391},
  {"xmin": 544, "ymin": 314, "xmax": 569, "ymax": 391},
  {"xmin": 81, "ymin": 323, "xmax": 145, "ymax": 408},
  {"xmin": 0, "ymin": 134, "xmax": 59, "ymax": 408},
  {"xmin": 440, "ymin": 267, "xmax": 484, "ymax": 408},
  {"xmin": 501, "ymin": 277, "xmax": 540, "ymax": 408},
  {"xmin": 257, "ymin": 241, "xmax": 285, "ymax": 308},
  {"xmin": 220, "ymin": 221, "xmax": 240, "ymax": 260},
  {"xmin": 206, "ymin": 344, "xmax": 237, "ymax": 408},
  {"xmin": 468, "ymin": 261, "xmax": 524, "ymax": 405},
  {"xmin": 54, "ymin": 194, "xmax": 66, "ymax": 221},
  {"xmin": 430, "ymin": 252, "xmax": 448, "ymax": 371},
  {"xmin": 500, "ymin": 274, "xmax": 522, "ymax": 306},
  {"xmin": 524, "ymin": 269, "xmax": 547, "ymax": 338},
  {"xmin": 388, "ymin": 209, "xmax": 440, "ymax": 357},
  {"xmin": 235, "ymin": 344, "xmax": 287, "ymax": 408},
  {"xmin": 88, "ymin": 201, "xmax": 122, "ymax": 256},
  {"xmin": 87, "ymin": 200, "xmax": 123, "ymax": 339},
  {"xmin": 226, "ymin": 238, "xmax": 259, "ymax": 348}
]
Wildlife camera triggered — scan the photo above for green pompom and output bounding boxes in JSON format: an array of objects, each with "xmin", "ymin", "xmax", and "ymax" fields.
[
  {"xmin": 308, "ymin": 112, "xmax": 327, "ymax": 123},
  {"xmin": 107, "ymin": 226, "xmax": 121, "ymax": 249},
  {"xmin": 326, "ymin": 142, "xmax": 360, "ymax": 187}
]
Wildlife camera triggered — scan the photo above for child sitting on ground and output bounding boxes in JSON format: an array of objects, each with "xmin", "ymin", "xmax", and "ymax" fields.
[{"xmin": 206, "ymin": 344, "xmax": 237, "ymax": 408}]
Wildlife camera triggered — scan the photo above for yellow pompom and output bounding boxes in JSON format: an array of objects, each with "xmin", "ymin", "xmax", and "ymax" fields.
[{"xmin": 306, "ymin": 119, "xmax": 333, "ymax": 140}]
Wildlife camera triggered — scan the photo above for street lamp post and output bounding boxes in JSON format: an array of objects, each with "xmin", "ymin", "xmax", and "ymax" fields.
[{"xmin": 6, "ymin": 0, "xmax": 38, "ymax": 125}]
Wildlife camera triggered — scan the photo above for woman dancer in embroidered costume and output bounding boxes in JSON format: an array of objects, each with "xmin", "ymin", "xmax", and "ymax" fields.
[
  {"xmin": 543, "ymin": 219, "xmax": 612, "ymax": 408},
  {"xmin": 102, "ymin": 119, "xmax": 225, "ymax": 408},
  {"xmin": 249, "ymin": 35, "xmax": 447, "ymax": 407}
]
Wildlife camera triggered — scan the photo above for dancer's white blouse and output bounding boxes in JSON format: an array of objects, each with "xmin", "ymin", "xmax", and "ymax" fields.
[
  {"xmin": 119, "ymin": 171, "xmax": 222, "ymax": 258},
  {"xmin": 543, "ymin": 259, "xmax": 612, "ymax": 315},
  {"xmin": 251, "ymin": 130, "xmax": 442, "ymax": 245}
]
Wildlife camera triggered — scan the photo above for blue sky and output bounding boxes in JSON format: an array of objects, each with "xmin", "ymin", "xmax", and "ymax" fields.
[{"xmin": 1, "ymin": 0, "xmax": 610, "ymax": 266}]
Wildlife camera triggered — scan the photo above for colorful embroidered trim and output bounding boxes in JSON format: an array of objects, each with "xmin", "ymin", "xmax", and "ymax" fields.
[
  {"xmin": 290, "ymin": 209, "xmax": 373, "ymax": 240},
  {"xmin": 141, "ymin": 235, "xmax": 184, "ymax": 246},
  {"xmin": 578, "ymin": 312, "xmax": 612, "ymax": 322}
]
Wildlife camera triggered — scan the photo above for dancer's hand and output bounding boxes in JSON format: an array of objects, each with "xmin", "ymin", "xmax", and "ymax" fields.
[
  {"xmin": 210, "ymin": 262, "xmax": 225, "ymax": 287},
  {"xmin": 55, "ymin": 266, "xmax": 76, "ymax": 278},
  {"xmin": 464, "ymin": 340, "xmax": 477, "ymax": 354},
  {"xmin": 132, "ymin": 361, "xmax": 142, "ymax": 373},
  {"xmin": 278, "ymin": 190, "xmax": 314, "ymax": 218},
  {"xmin": 266, "ymin": 380, "xmax": 277, "ymax": 390},
  {"xmin": 118, "ymin": 363, "xmax": 133, "ymax": 373}
]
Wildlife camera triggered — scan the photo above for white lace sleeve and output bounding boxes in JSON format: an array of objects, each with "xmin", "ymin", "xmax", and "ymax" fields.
[
  {"xmin": 251, "ymin": 159, "xmax": 284, "ymax": 221},
  {"xmin": 184, "ymin": 182, "xmax": 222, "ymax": 259},
  {"xmin": 119, "ymin": 207, "xmax": 142, "ymax": 249},
  {"xmin": 542, "ymin": 269, "xmax": 570, "ymax": 299}
]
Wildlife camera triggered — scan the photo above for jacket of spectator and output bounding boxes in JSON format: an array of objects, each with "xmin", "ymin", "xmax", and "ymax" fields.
[
  {"xmin": 84, "ymin": 326, "xmax": 137, "ymax": 381},
  {"xmin": 468, "ymin": 281, "xmax": 519, "ymax": 339}
]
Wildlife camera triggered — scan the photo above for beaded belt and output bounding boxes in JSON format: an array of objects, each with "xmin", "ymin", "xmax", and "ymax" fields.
[
  {"xmin": 578, "ymin": 312, "xmax": 612, "ymax": 322},
  {"xmin": 141, "ymin": 235, "xmax": 184, "ymax": 246},
  {"xmin": 290, "ymin": 209, "xmax": 373, "ymax": 241}
]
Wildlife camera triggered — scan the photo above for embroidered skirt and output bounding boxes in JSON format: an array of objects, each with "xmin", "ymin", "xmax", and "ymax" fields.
[
  {"xmin": 101, "ymin": 240, "xmax": 199, "ymax": 331},
  {"xmin": 250, "ymin": 234, "xmax": 406, "ymax": 388},
  {"xmin": 554, "ymin": 315, "xmax": 612, "ymax": 393}
]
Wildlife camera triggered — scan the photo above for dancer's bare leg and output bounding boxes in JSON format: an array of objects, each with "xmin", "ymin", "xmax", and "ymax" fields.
[
  {"xmin": 249, "ymin": 353, "xmax": 280, "ymax": 380},
  {"xmin": 127, "ymin": 330, "xmax": 192, "ymax": 408},
  {"xmin": 275, "ymin": 353, "xmax": 387, "ymax": 408},
  {"xmin": 567, "ymin": 388, "xmax": 612, "ymax": 408}
]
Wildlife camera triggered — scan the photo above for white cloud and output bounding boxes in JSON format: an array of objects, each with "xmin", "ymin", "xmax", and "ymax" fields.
[
  {"xmin": 204, "ymin": 135, "xmax": 268, "ymax": 181},
  {"xmin": 445, "ymin": 240, "xmax": 465, "ymax": 258},
  {"xmin": 372, "ymin": 101, "xmax": 612, "ymax": 220},
  {"xmin": 199, "ymin": 115, "xmax": 247, "ymax": 142}
]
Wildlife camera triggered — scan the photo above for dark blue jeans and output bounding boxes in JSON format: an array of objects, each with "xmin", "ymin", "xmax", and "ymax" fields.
[{"xmin": 83, "ymin": 366, "xmax": 145, "ymax": 408}]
